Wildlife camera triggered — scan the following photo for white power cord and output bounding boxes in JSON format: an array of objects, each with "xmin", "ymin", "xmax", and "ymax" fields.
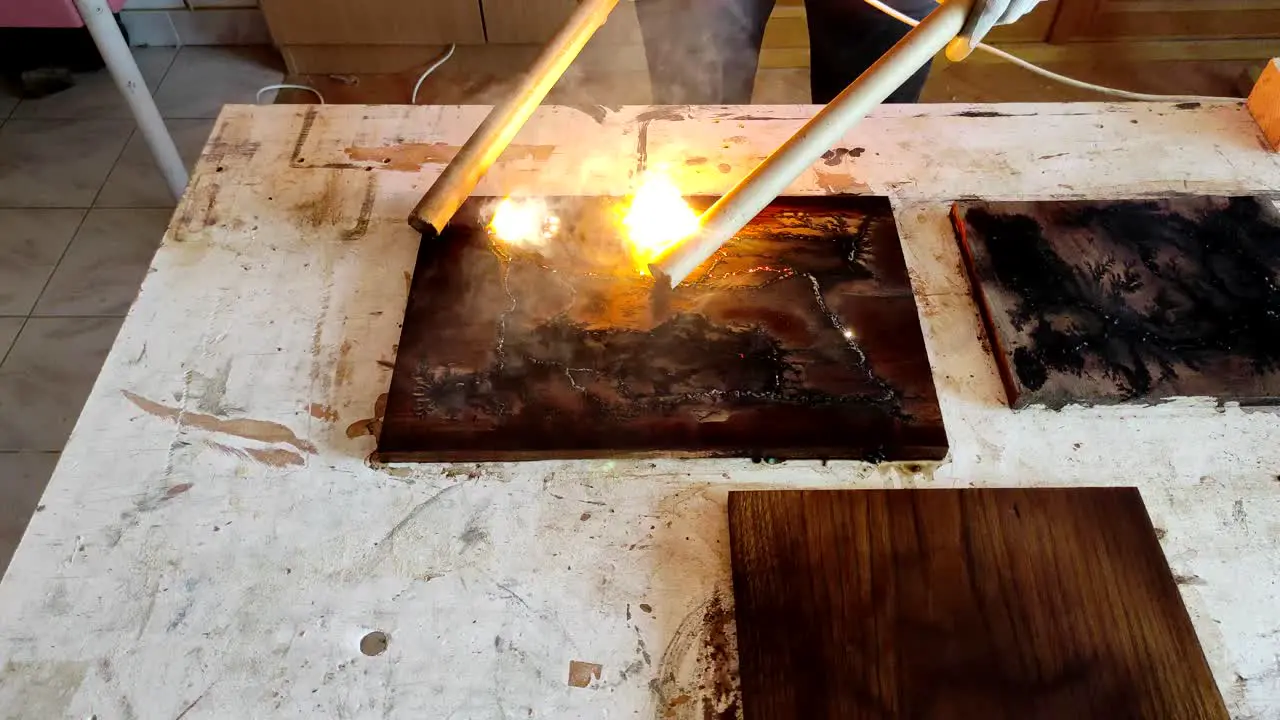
[
  {"xmin": 257, "ymin": 84, "xmax": 326, "ymax": 104},
  {"xmin": 412, "ymin": 44, "xmax": 457, "ymax": 104},
  {"xmin": 864, "ymin": 0, "xmax": 1237, "ymax": 103},
  {"xmin": 254, "ymin": 44, "xmax": 457, "ymax": 106}
]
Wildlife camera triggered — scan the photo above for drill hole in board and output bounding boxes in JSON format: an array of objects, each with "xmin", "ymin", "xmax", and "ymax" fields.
[{"xmin": 360, "ymin": 630, "xmax": 389, "ymax": 656}]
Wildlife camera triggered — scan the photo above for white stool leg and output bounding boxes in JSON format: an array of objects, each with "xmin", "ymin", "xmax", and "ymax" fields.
[{"xmin": 73, "ymin": 0, "xmax": 188, "ymax": 201}]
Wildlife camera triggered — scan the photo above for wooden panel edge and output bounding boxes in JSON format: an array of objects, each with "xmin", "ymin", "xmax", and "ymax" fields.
[
  {"xmin": 949, "ymin": 203, "xmax": 1022, "ymax": 410},
  {"xmin": 1248, "ymin": 58, "xmax": 1280, "ymax": 151}
]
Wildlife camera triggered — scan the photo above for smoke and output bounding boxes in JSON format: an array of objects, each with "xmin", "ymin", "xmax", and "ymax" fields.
[
  {"xmin": 436, "ymin": 1, "xmax": 783, "ymax": 313},
  {"xmin": 633, "ymin": 0, "xmax": 775, "ymax": 105},
  {"xmin": 535, "ymin": 0, "xmax": 769, "ymax": 107}
]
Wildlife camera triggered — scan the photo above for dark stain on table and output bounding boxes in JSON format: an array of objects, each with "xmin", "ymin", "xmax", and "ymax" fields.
[
  {"xmin": 377, "ymin": 196, "xmax": 946, "ymax": 462},
  {"xmin": 952, "ymin": 196, "xmax": 1280, "ymax": 409}
]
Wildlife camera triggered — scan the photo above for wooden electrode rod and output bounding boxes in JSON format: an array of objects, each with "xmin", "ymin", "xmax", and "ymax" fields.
[
  {"xmin": 408, "ymin": 0, "xmax": 621, "ymax": 236},
  {"xmin": 651, "ymin": 0, "xmax": 974, "ymax": 287}
]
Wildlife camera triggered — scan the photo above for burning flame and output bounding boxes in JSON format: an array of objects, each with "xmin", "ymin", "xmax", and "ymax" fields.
[
  {"xmin": 622, "ymin": 171, "xmax": 699, "ymax": 274},
  {"xmin": 486, "ymin": 171, "xmax": 697, "ymax": 275},
  {"xmin": 488, "ymin": 197, "xmax": 558, "ymax": 249}
]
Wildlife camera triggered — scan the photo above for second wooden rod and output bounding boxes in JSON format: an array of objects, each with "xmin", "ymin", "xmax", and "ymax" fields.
[{"xmin": 651, "ymin": 0, "xmax": 974, "ymax": 286}]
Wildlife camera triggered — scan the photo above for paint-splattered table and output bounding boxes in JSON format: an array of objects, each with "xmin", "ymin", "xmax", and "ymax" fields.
[{"xmin": 1, "ymin": 102, "xmax": 1278, "ymax": 719}]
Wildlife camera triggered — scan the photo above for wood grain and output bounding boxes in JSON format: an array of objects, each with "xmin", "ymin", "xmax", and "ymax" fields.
[
  {"xmin": 378, "ymin": 196, "xmax": 946, "ymax": 462},
  {"xmin": 728, "ymin": 488, "xmax": 1229, "ymax": 720}
]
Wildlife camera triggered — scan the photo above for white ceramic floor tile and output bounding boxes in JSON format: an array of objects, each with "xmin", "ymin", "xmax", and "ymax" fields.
[
  {"xmin": 0, "ymin": 317, "xmax": 123, "ymax": 451},
  {"xmin": 34, "ymin": 209, "xmax": 170, "ymax": 317},
  {"xmin": 0, "ymin": 318, "xmax": 23, "ymax": 362},
  {"xmin": 9, "ymin": 47, "xmax": 176, "ymax": 120},
  {"xmin": 0, "ymin": 451, "xmax": 59, "ymax": 579},
  {"xmin": 0, "ymin": 209, "xmax": 86, "ymax": 315},
  {"xmin": 0, "ymin": 118, "xmax": 134, "ymax": 208},
  {"xmin": 154, "ymin": 46, "xmax": 283, "ymax": 119},
  {"xmin": 96, "ymin": 120, "xmax": 215, "ymax": 208}
]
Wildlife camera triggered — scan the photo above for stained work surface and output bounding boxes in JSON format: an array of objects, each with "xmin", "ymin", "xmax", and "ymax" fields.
[
  {"xmin": 379, "ymin": 196, "xmax": 945, "ymax": 461},
  {"xmin": 727, "ymin": 488, "xmax": 1229, "ymax": 720},
  {"xmin": 953, "ymin": 196, "xmax": 1280, "ymax": 409}
]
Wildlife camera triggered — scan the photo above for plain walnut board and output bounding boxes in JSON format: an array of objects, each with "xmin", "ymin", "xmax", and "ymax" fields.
[
  {"xmin": 379, "ymin": 195, "xmax": 945, "ymax": 462},
  {"xmin": 952, "ymin": 196, "xmax": 1280, "ymax": 409},
  {"xmin": 2, "ymin": 103, "xmax": 1280, "ymax": 719},
  {"xmin": 728, "ymin": 488, "xmax": 1229, "ymax": 720}
]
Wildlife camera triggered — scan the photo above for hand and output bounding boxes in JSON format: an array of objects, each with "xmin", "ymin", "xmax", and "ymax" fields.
[{"xmin": 959, "ymin": 0, "xmax": 1044, "ymax": 49}]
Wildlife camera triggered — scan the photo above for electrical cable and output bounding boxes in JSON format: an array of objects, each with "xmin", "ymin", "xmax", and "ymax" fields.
[
  {"xmin": 412, "ymin": 43, "xmax": 457, "ymax": 104},
  {"xmin": 254, "ymin": 43, "xmax": 454, "ymax": 107},
  {"xmin": 256, "ymin": 84, "xmax": 325, "ymax": 104},
  {"xmin": 863, "ymin": 0, "xmax": 1238, "ymax": 103}
]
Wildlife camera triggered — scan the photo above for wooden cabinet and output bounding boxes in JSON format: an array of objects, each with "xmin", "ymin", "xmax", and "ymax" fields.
[
  {"xmin": 480, "ymin": 0, "xmax": 642, "ymax": 45},
  {"xmin": 476, "ymin": 0, "xmax": 646, "ymax": 74},
  {"xmin": 1051, "ymin": 0, "xmax": 1280, "ymax": 41},
  {"xmin": 760, "ymin": 0, "xmax": 1061, "ymax": 68},
  {"xmin": 260, "ymin": 0, "xmax": 484, "ymax": 45}
]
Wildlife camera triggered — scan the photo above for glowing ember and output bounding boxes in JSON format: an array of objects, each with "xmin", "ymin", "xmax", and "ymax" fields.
[
  {"xmin": 622, "ymin": 171, "xmax": 699, "ymax": 274},
  {"xmin": 489, "ymin": 197, "xmax": 558, "ymax": 248}
]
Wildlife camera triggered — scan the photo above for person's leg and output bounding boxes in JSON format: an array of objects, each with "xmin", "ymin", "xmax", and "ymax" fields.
[
  {"xmin": 637, "ymin": 0, "xmax": 777, "ymax": 104},
  {"xmin": 804, "ymin": 0, "xmax": 938, "ymax": 103}
]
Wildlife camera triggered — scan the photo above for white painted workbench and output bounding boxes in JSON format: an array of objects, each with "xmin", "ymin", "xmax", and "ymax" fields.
[{"xmin": 1, "ymin": 102, "xmax": 1279, "ymax": 719}]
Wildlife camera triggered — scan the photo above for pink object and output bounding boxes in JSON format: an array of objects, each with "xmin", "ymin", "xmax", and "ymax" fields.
[{"xmin": 0, "ymin": 0, "xmax": 128, "ymax": 28}]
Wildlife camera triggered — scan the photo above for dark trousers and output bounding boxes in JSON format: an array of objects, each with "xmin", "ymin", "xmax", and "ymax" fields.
[{"xmin": 636, "ymin": 0, "xmax": 938, "ymax": 105}]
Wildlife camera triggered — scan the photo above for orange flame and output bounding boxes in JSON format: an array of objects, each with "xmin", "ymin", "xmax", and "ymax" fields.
[
  {"xmin": 487, "ymin": 171, "xmax": 697, "ymax": 275},
  {"xmin": 621, "ymin": 171, "xmax": 699, "ymax": 274}
]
